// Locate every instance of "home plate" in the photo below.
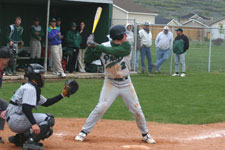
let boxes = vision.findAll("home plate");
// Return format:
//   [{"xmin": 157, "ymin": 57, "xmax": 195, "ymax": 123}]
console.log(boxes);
[{"xmin": 121, "ymin": 145, "xmax": 151, "ymax": 149}]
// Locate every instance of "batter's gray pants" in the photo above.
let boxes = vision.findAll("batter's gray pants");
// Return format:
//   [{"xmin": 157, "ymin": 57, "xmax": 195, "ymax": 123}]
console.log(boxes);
[
  {"xmin": 7, "ymin": 113, "xmax": 49, "ymax": 133},
  {"xmin": 174, "ymin": 53, "xmax": 186, "ymax": 73},
  {"xmin": 82, "ymin": 77, "xmax": 149, "ymax": 135},
  {"xmin": 0, "ymin": 98, "xmax": 8, "ymax": 130}
]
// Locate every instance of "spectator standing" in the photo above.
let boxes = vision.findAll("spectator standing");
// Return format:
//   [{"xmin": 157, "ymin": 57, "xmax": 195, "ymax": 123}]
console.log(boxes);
[
  {"xmin": 139, "ymin": 22, "xmax": 152, "ymax": 73},
  {"xmin": 153, "ymin": 26, "xmax": 173, "ymax": 72},
  {"xmin": 48, "ymin": 18, "xmax": 66, "ymax": 77},
  {"xmin": 126, "ymin": 23, "xmax": 134, "ymax": 70},
  {"xmin": 65, "ymin": 22, "xmax": 82, "ymax": 73},
  {"xmin": 30, "ymin": 17, "xmax": 44, "ymax": 59},
  {"xmin": 172, "ymin": 28, "xmax": 189, "ymax": 77},
  {"xmin": 78, "ymin": 21, "xmax": 89, "ymax": 72},
  {"xmin": 6, "ymin": 16, "xmax": 24, "ymax": 75},
  {"xmin": 49, "ymin": 18, "xmax": 61, "ymax": 71}
]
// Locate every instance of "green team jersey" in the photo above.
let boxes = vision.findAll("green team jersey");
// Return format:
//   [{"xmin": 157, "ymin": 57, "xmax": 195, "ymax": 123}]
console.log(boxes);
[
  {"xmin": 6, "ymin": 24, "xmax": 23, "ymax": 42},
  {"xmin": 31, "ymin": 25, "xmax": 44, "ymax": 41},
  {"xmin": 85, "ymin": 41, "xmax": 131, "ymax": 78},
  {"xmin": 65, "ymin": 29, "xmax": 82, "ymax": 48}
]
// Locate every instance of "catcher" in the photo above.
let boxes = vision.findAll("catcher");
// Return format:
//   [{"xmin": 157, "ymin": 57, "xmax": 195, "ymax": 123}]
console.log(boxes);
[{"xmin": 5, "ymin": 63, "xmax": 78, "ymax": 150}]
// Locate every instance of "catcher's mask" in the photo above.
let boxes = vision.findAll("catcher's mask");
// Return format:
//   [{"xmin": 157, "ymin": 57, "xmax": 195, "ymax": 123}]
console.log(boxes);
[{"xmin": 24, "ymin": 63, "xmax": 45, "ymax": 88}]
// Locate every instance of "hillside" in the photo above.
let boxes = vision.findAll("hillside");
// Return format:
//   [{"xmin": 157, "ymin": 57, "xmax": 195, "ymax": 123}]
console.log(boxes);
[{"xmin": 132, "ymin": 0, "xmax": 225, "ymax": 19}]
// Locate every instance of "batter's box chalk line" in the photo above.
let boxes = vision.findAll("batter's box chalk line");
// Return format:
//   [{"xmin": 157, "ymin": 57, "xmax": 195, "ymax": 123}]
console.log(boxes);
[
  {"xmin": 172, "ymin": 130, "xmax": 225, "ymax": 142},
  {"xmin": 121, "ymin": 145, "xmax": 151, "ymax": 149},
  {"xmin": 54, "ymin": 132, "xmax": 68, "ymax": 137}
]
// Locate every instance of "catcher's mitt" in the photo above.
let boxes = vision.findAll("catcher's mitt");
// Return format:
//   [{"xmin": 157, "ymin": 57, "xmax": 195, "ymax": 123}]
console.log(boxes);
[{"xmin": 65, "ymin": 79, "xmax": 79, "ymax": 97}]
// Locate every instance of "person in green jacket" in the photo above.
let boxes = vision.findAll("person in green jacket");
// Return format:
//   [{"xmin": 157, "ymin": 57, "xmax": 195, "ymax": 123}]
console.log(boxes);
[
  {"xmin": 30, "ymin": 17, "xmax": 44, "ymax": 59},
  {"xmin": 172, "ymin": 28, "xmax": 189, "ymax": 77},
  {"xmin": 65, "ymin": 22, "xmax": 82, "ymax": 73},
  {"xmin": 6, "ymin": 16, "xmax": 24, "ymax": 75}
]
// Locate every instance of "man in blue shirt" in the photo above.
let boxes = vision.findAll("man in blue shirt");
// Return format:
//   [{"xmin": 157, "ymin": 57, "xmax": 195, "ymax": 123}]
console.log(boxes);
[{"xmin": 48, "ymin": 18, "xmax": 66, "ymax": 77}]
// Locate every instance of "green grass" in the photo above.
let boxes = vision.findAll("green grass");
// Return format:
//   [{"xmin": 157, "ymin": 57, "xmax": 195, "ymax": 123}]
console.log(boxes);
[{"xmin": 1, "ymin": 73, "xmax": 225, "ymax": 125}]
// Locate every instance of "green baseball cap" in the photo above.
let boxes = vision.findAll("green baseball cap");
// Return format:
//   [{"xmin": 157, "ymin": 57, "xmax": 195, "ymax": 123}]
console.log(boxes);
[{"xmin": 71, "ymin": 22, "xmax": 77, "ymax": 27}]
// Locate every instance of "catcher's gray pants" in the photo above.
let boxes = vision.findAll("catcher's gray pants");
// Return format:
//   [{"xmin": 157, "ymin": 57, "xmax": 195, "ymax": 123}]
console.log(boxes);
[
  {"xmin": 0, "ymin": 98, "xmax": 8, "ymax": 130},
  {"xmin": 174, "ymin": 53, "xmax": 186, "ymax": 73},
  {"xmin": 82, "ymin": 77, "xmax": 149, "ymax": 134},
  {"xmin": 7, "ymin": 113, "xmax": 49, "ymax": 133}
]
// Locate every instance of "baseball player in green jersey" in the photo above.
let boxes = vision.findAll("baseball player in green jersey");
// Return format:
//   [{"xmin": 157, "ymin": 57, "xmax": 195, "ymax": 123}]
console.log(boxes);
[
  {"xmin": 6, "ymin": 16, "xmax": 24, "ymax": 75},
  {"xmin": 75, "ymin": 25, "xmax": 156, "ymax": 144}
]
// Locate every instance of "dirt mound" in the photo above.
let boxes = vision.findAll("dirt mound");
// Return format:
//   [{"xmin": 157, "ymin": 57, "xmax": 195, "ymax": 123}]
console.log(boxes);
[{"xmin": 1, "ymin": 118, "xmax": 225, "ymax": 150}]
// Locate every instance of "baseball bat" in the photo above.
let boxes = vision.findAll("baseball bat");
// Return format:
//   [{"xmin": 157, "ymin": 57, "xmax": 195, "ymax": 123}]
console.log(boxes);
[{"xmin": 92, "ymin": 7, "xmax": 102, "ymax": 34}]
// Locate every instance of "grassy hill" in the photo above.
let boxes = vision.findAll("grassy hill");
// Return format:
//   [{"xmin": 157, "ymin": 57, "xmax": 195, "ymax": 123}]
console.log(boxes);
[{"xmin": 132, "ymin": 0, "xmax": 225, "ymax": 19}]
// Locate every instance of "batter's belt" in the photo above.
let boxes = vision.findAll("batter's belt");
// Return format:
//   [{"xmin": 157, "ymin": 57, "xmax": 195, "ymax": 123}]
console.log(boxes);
[{"xmin": 108, "ymin": 76, "xmax": 128, "ymax": 81}]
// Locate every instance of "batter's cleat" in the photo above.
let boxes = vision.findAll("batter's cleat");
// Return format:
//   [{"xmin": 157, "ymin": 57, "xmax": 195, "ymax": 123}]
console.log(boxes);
[
  {"xmin": 142, "ymin": 134, "xmax": 156, "ymax": 144},
  {"xmin": 75, "ymin": 132, "xmax": 87, "ymax": 141}
]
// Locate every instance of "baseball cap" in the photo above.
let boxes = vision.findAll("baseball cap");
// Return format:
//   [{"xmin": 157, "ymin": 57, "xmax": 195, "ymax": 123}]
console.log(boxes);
[
  {"xmin": 50, "ymin": 18, "xmax": 56, "ymax": 22},
  {"xmin": 176, "ymin": 28, "xmax": 183, "ymax": 32},
  {"xmin": 164, "ymin": 26, "xmax": 169, "ymax": 30},
  {"xmin": 34, "ymin": 17, "xmax": 39, "ymax": 21},
  {"xmin": 144, "ymin": 22, "xmax": 151, "ymax": 26},
  {"xmin": 71, "ymin": 22, "xmax": 77, "ymax": 27}
]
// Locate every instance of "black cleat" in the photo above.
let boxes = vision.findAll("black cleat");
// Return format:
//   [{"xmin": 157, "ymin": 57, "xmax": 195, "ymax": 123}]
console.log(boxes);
[{"xmin": 8, "ymin": 134, "xmax": 26, "ymax": 147}]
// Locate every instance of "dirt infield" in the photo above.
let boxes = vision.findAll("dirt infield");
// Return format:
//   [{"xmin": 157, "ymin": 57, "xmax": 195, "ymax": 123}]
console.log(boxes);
[{"xmin": 1, "ymin": 118, "xmax": 225, "ymax": 150}]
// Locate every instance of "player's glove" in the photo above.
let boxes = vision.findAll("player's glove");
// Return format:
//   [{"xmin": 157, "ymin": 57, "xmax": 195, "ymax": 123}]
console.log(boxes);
[
  {"xmin": 62, "ymin": 79, "xmax": 79, "ymax": 97},
  {"xmin": 87, "ymin": 34, "xmax": 98, "ymax": 47}
]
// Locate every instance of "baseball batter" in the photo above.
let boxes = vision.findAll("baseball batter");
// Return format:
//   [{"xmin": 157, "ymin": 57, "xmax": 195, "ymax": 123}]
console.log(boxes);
[
  {"xmin": 5, "ymin": 63, "xmax": 75, "ymax": 150},
  {"xmin": 0, "ymin": 47, "xmax": 11, "ymax": 144},
  {"xmin": 75, "ymin": 25, "xmax": 156, "ymax": 144}
]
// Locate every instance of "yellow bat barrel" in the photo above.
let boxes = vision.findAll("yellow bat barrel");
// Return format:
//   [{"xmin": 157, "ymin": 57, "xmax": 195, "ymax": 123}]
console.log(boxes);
[{"xmin": 92, "ymin": 7, "xmax": 102, "ymax": 34}]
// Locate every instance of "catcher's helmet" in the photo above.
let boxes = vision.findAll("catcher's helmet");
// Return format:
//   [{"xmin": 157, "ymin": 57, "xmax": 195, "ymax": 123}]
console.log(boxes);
[
  {"xmin": 109, "ymin": 25, "xmax": 126, "ymax": 41},
  {"xmin": 0, "ymin": 47, "xmax": 10, "ymax": 58},
  {"xmin": 24, "ymin": 63, "xmax": 45, "ymax": 88}
]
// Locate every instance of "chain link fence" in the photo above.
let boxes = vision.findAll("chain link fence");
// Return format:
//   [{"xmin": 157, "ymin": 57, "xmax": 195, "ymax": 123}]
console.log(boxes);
[{"xmin": 112, "ymin": 18, "xmax": 225, "ymax": 73}]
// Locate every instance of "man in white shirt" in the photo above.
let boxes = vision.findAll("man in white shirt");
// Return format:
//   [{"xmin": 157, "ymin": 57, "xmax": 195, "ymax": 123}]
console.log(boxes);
[
  {"xmin": 153, "ymin": 26, "xmax": 173, "ymax": 72},
  {"xmin": 139, "ymin": 22, "xmax": 152, "ymax": 73}
]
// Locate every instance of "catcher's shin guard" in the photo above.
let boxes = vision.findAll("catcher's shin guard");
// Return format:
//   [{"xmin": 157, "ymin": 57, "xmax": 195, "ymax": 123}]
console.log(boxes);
[{"xmin": 31, "ymin": 124, "xmax": 52, "ymax": 142}]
